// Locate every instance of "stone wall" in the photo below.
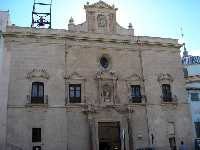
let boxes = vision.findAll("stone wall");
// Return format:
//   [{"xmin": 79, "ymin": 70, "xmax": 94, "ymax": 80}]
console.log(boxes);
[{"xmin": 0, "ymin": 11, "xmax": 10, "ymax": 150}]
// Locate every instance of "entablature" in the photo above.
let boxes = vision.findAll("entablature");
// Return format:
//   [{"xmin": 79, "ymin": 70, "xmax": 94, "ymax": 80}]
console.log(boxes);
[{"xmin": 3, "ymin": 26, "xmax": 181, "ymax": 49}]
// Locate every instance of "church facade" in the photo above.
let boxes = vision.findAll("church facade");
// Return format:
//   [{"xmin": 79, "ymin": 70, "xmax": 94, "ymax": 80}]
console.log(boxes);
[{"xmin": 1, "ymin": 1, "xmax": 193, "ymax": 150}]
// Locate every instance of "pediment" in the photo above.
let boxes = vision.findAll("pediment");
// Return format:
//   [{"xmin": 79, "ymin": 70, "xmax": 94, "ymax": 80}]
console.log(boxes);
[
  {"xmin": 125, "ymin": 74, "xmax": 141, "ymax": 81},
  {"xmin": 157, "ymin": 73, "xmax": 173, "ymax": 83},
  {"xmin": 26, "ymin": 69, "xmax": 49, "ymax": 80},
  {"xmin": 84, "ymin": 1, "xmax": 116, "ymax": 10},
  {"xmin": 65, "ymin": 72, "xmax": 85, "ymax": 80}
]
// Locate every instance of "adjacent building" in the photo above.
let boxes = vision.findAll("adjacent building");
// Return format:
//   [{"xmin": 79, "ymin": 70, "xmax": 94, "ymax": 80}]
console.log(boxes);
[
  {"xmin": 182, "ymin": 50, "xmax": 200, "ymax": 150},
  {"xmin": 0, "ymin": 10, "xmax": 11, "ymax": 150},
  {"xmin": 1, "ymin": 1, "xmax": 193, "ymax": 150}
]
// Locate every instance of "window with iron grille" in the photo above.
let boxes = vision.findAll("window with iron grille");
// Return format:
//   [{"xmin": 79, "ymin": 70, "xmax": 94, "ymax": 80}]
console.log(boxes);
[
  {"xmin": 162, "ymin": 84, "xmax": 172, "ymax": 102},
  {"xmin": 32, "ymin": 128, "xmax": 41, "ymax": 142},
  {"xmin": 69, "ymin": 84, "xmax": 81, "ymax": 103},
  {"xmin": 130, "ymin": 85, "xmax": 141, "ymax": 103},
  {"xmin": 191, "ymin": 93, "xmax": 199, "ymax": 101},
  {"xmin": 31, "ymin": 82, "xmax": 44, "ymax": 104},
  {"xmin": 195, "ymin": 122, "xmax": 200, "ymax": 138}
]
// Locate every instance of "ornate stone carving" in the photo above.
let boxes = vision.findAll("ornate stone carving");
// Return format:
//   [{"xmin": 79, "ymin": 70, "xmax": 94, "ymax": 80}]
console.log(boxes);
[
  {"xmin": 97, "ymin": 14, "xmax": 107, "ymax": 28},
  {"xmin": 96, "ymin": 70, "xmax": 117, "ymax": 80},
  {"xmin": 65, "ymin": 72, "xmax": 85, "ymax": 80},
  {"xmin": 84, "ymin": 0, "xmax": 117, "ymax": 10},
  {"xmin": 114, "ymin": 105, "xmax": 129, "ymax": 113},
  {"xmin": 108, "ymin": 13, "xmax": 115, "ymax": 32},
  {"xmin": 68, "ymin": 17, "xmax": 74, "ymax": 25},
  {"xmin": 102, "ymin": 84, "xmax": 112, "ymax": 102},
  {"xmin": 83, "ymin": 104, "xmax": 97, "ymax": 114},
  {"xmin": 95, "ymin": 70, "xmax": 118, "ymax": 105},
  {"xmin": 157, "ymin": 73, "xmax": 173, "ymax": 83},
  {"xmin": 26, "ymin": 69, "xmax": 49, "ymax": 80},
  {"xmin": 125, "ymin": 73, "xmax": 141, "ymax": 82}
]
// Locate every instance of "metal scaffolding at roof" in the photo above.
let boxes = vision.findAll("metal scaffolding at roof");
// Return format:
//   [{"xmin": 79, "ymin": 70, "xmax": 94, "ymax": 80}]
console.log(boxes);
[{"xmin": 31, "ymin": 0, "xmax": 52, "ymax": 28}]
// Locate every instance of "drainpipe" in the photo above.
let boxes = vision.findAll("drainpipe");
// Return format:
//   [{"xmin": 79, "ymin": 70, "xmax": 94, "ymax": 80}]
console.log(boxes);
[
  {"xmin": 137, "ymin": 37, "xmax": 151, "ymax": 146},
  {"xmin": 64, "ymin": 39, "xmax": 69, "ymax": 150}
]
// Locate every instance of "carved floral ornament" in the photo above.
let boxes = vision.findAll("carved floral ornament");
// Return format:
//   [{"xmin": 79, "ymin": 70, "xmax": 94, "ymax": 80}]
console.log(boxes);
[
  {"xmin": 84, "ymin": 0, "xmax": 117, "ymax": 10},
  {"xmin": 157, "ymin": 73, "xmax": 173, "ymax": 83},
  {"xmin": 125, "ymin": 74, "xmax": 141, "ymax": 82},
  {"xmin": 96, "ymin": 71, "xmax": 117, "ymax": 80},
  {"xmin": 26, "ymin": 69, "xmax": 49, "ymax": 80},
  {"xmin": 65, "ymin": 72, "xmax": 85, "ymax": 80}
]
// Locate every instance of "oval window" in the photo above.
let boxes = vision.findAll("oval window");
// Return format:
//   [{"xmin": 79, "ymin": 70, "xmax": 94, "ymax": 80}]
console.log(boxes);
[{"xmin": 100, "ymin": 57, "xmax": 109, "ymax": 69}]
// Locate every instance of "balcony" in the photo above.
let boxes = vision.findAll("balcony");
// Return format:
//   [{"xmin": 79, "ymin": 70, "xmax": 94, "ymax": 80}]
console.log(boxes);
[
  {"xmin": 162, "ymin": 92, "xmax": 172, "ymax": 102},
  {"xmin": 129, "ymin": 96, "xmax": 142, "ymax": 103},
  {"xmin": 161, "ymin": 93, "xmax": 177, "ymax": 105},
  {"xmin": 26, "ymin": 95, "xmax": 48, "ymax": 106}
]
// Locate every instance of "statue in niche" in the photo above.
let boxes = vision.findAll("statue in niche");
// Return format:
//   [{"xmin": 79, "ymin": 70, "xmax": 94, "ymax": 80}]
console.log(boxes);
[
  {"xmin": 97, "ymin": 14, "xmax": 107, "ymax": 28},
  {"xmin": 102, "ymin": 84, "xmax": 112, "ymax": 102}
]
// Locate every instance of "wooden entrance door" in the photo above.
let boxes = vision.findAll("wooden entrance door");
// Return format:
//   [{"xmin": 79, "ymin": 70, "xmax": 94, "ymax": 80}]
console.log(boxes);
[{"xmin": 98, "ymin": 122, "xmax": 121, "ymax": 150}]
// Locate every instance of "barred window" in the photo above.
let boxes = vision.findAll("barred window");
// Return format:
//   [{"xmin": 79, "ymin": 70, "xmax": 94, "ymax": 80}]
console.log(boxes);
[
  {"xmin": 69, "ymin": 84, "xmax": 81, "ymax": 103},
  {"xmin": 130, "ymin": 85, "xmax": 141, "ymax": 103},
  {"xmin": 162, "ymin": 84, "xmax": 172, "ymax": 102},
  {"xmin": 31, "ymin": 82, "xmax": 44, "ymax": 104}
]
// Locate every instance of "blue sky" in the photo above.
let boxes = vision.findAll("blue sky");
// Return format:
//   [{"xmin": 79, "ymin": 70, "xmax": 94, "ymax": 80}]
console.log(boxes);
[{"xmin": 1, "ymin": 0, "xmax": 200, "ymax": 55}]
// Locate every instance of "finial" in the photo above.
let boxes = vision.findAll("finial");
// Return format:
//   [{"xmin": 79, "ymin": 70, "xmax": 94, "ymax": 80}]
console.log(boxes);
[
  {"xmin": 69, "ymin": 17, "xmax": 74, "ymax": 24},
  {"xmin": 183, "ymin": 43, "xmax": 188, "ymax": 57},
  {"xmin": 128, "ymin": 23, "xmax": 133, "ymax": 29},
  {"xmin": 180, "ymin": 27, "xmax": 189, "ymax": 57},
  {"xmin": 181, "ymin": 27, "xmax": 184, "ymax": 39}
]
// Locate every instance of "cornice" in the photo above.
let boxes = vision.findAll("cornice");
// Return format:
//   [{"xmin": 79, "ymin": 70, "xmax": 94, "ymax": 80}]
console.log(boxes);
[{"xmin": 3, "ymin": 26, "xmax": 181, "ymax": 48}]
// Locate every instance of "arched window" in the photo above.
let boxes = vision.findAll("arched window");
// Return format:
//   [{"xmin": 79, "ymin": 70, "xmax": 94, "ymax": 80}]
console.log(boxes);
[{"xmin": 31, "ymin": 82, "xmax": 44, "ymax": 104}]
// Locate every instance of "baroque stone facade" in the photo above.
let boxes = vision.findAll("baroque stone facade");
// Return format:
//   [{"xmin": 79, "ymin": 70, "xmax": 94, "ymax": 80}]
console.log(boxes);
[{"xmin": 1, "ymin": 1, "xmax": 193, "ymax": 150}]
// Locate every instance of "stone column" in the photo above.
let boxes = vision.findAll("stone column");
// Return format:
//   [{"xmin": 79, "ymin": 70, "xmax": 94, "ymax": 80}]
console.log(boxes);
[
  {"xmin": 121, "ymin": 114, "xmax": 130, "ymax": 150},
  {"xmin": 87, "ymin": 113, "xmax": 97, "ymax": 150},
  {"xmin": 127, "ymin": 115, "xmax": 134, "ymax": 150}
]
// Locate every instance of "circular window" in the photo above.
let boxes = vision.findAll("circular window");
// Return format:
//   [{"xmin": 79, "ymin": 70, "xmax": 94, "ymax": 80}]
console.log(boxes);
[{"xmin": 100, "ymin": 56, "xmax": 109, "ymax": 69}]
